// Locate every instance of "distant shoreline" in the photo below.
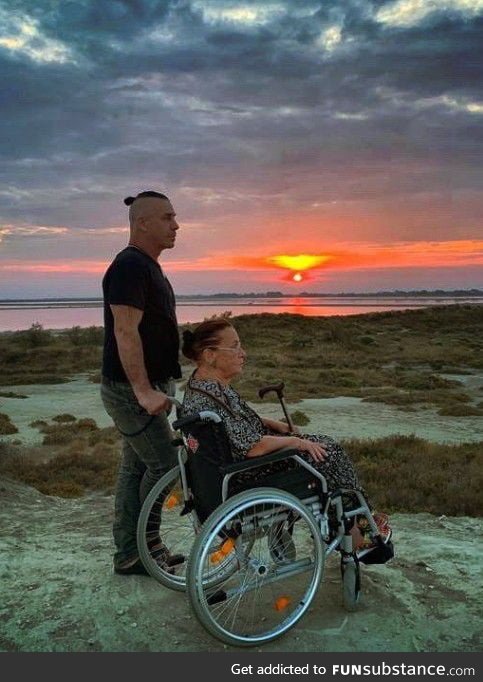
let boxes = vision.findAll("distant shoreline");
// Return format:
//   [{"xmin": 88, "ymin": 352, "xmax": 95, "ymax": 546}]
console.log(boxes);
[
  {"xmin": 1, "ymin": 288, "xmax": 482, "ymax": 303},
  {"xmin": 1, "ymin": 297, "xmax": 482, "ymax": 333}
]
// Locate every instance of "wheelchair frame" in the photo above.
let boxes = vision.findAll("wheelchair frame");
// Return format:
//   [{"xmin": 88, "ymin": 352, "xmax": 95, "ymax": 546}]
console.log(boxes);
[{"xmin": 137, "ymin": 404, "xmax": 393, "ymax": 647}]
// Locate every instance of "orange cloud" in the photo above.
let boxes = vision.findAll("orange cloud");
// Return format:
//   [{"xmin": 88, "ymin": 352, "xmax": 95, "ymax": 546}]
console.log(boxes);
[
  {"xmin": 0, "ymin": 260, "xmax": 109, "ymax": 273},
  {"xmin": 267, "ymin": 254, "xmax": 333, "ymax": 271},
  {"xmin": 1, "ymin": 240, "xmax": 482, "ymax": 275}
]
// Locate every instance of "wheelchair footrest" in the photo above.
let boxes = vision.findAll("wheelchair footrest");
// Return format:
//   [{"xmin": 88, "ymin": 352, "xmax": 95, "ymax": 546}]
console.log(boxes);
[{"xmin": 358, "ymin": 537, "xmax": 394, "ymax": 565}]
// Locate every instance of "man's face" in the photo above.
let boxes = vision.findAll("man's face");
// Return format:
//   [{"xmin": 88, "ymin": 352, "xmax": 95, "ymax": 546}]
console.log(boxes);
[{"xmin": 141, "ymin": 198, "xmax": 179, "ymax": 250}]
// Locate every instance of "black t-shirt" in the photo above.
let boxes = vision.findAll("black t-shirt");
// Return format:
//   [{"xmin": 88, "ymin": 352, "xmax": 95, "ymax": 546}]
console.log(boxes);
[{"xmin": 102, "ymin": 246, "xmax": 181, "ymax": 383}]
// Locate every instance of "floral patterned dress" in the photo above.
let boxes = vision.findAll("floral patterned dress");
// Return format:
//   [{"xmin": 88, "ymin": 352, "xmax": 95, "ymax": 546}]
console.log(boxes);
[{"xmin": 182, "ymin": 374, "xmax": 364, "ymax": 496}]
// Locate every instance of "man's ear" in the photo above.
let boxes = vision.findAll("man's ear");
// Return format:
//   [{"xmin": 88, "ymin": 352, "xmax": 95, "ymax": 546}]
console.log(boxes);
[{"xmin": 137, "ymin": 216, "xmax": 148, "ymax": 232}]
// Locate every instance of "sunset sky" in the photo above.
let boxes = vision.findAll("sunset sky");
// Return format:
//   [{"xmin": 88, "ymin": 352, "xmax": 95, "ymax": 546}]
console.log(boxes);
[{"xmin": 0, "ymin": 0, "xmax": 482, "ymax": 297}]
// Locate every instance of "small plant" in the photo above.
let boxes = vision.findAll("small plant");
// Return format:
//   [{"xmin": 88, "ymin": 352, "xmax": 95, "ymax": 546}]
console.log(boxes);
[
  {"xmin": 0, "ymin": 413, "xmax": 18, "ymax": 435},
  {"xmin": 52, "ymin": 414, "xmax": 76, "ymax": 423},
  {"xmin": 281, "ymin": 411, "xmax": 310, "ymax": 426},
  {"xmin": 0, "ymin": 391, "xmax": 28, "ymax": 399},
  {"xmin": 289, "ymin": 410, "xmax": 310, "ymax": 426},
  {"xmin": 438, "ymin": 404, "xmax": 483, "ymax": 417}
]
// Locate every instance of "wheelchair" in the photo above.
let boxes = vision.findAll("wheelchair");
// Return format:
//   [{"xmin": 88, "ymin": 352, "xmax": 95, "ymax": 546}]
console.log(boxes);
[{"xmin": 137, "ymin": 396, "xmax": 393, "ymax": 647}]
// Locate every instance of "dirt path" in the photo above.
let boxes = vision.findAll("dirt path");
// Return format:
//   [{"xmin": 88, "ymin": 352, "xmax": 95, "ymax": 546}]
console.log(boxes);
[{"xmin": 0, "ymin": 478, "xmax": 481, "ymax": 652}]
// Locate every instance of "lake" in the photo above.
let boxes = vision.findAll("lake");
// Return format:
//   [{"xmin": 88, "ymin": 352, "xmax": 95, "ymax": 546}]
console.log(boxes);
[{"xmin": 1, "ymin": 295, "xmax": 481, "ymax": 331}]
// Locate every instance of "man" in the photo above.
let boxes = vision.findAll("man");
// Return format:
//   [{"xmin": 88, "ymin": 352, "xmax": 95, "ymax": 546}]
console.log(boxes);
[{"xmin": 101, "ymin": 190, "xmax": 182, "ymax": 575}]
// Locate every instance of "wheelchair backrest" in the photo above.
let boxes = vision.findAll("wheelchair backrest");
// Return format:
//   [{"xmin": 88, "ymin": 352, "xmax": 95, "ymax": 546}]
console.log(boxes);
[{"xmin": 180, "ymin": 419, "xmax": 233, "ymax": 522}]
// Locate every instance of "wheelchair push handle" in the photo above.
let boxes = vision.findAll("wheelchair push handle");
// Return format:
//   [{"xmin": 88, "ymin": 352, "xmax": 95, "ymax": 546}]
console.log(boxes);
[
  {"xmin": 258, "ymin": 381, "xmax": 294, "ymax": 432},
  {"xmin": 173, "ymin": 410, "xmax": 222, "ymax": 431},
  {"xmin": 258, "ymin": 382, "xmax": 285, "ymax": 400}
]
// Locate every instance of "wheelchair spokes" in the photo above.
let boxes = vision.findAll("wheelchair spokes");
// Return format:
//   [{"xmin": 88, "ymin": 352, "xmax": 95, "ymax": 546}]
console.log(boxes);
[
  {"xmin": 187, "ymin": 489, "xmax": 324, "ymax": 646},
  {"xmin": 137, "ymin": 466, "xmax": 198, "ymax": 591}
]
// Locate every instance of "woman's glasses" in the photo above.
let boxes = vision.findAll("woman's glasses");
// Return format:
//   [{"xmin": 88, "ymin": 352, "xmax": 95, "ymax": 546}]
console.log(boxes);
[{"xmin": 209, "ymin": 345, "xmax": 244, "ymax": 354}]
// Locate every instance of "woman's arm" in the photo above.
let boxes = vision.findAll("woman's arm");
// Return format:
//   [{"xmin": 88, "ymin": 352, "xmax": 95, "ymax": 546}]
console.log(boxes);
[
  {"xmin": 247, "ymin": 435, "xmax": 326, "ymax": 463},
  {"xmin": 261, "ymin": 417, "xmax": 300, "ymax": 435}
]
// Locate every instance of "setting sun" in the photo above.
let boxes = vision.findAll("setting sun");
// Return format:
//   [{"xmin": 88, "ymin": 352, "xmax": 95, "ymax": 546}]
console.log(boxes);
[
  {"xmin": 293, "ymin": 272, "xmax": 303, "ymax": 282},
  {"xmin": 268, "ymin": 254, "xmax": 332, "ymax": 272}
]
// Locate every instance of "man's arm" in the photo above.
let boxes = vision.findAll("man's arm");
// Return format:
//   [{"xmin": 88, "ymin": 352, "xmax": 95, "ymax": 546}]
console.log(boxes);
[{"xmin": 111, "ymin": 304, "xmax": 171, "ymax": 415}]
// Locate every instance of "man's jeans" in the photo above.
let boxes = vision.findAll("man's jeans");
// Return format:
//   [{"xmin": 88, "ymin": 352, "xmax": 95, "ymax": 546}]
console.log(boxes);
[{"xmin": 100, "ymin": 377, "xmax": 178, "ymax": 566}]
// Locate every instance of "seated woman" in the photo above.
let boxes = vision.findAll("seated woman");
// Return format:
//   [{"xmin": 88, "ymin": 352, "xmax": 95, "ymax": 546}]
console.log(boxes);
[{"xmin": 181, "ymin": 318, "xmax": 386, "ymax": 548}]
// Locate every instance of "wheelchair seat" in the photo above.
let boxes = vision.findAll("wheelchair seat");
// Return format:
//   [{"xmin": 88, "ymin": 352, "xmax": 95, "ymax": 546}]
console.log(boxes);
[{"xmin": 174, "ymin": 414, "xmax": 324, "ymax": 523}]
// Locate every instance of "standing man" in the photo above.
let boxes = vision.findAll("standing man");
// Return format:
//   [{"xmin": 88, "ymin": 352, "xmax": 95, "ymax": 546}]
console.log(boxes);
[{"xmin": 101, "ymin": 190, "xmax": 181, "ymax": 575}]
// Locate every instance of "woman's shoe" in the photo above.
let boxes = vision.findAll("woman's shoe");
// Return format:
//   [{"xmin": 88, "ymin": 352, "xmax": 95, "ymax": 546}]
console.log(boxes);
[{"xmin": 356, "ymin": 512, "xmax": 391, "ymax": 549}]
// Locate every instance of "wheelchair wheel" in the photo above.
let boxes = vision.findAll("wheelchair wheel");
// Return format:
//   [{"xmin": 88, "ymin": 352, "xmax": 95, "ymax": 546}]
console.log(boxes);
[
  {"xmin": 137, "ymin": 465, "xmax": 199, "ymax": 591},
  {"xmin": 341, "ymin": 556, "xmax": 361, "ymax": 611},
  {"xmin": 187, "ymin": 488, "xmax": 324, "ymax": 647}
]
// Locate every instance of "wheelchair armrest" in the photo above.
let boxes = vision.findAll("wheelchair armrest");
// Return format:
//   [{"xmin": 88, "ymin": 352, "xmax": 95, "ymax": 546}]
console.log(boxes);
[
  {"xmin": 173, "ymin": 410, "xmax": 222, "ymax": 430},
  {"xmin": 220, "ymin": 447, "xmax": 299, "ymax": 475}
]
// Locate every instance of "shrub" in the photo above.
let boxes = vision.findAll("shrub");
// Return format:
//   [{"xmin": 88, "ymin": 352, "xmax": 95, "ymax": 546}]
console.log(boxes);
[
  {"xmin": 281, "ymin": 410, "xmax": 310, "ymax": 427},
  {"xmin": 438, "ymin": 404, "xmax": 483, "ymax": 417},
  {"xmin": 0, "ymin": 413, "xmax": 18, "ymax": 435},
  {"xmin": 52, "ymin": 414, "xmax": 76, "ymax": 423},
  {"xmin": 344, "ymin": 435, "xmax": 482, "ymax": 516}
]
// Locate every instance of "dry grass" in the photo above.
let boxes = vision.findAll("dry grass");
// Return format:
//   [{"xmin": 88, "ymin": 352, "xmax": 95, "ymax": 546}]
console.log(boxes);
[
  {"xmin": 0, "ymin": 420, "xmax": 120, "ymax": 498},
  {"xmin": 0, "ymin": 412, "xmax": 18, "ymax": 435},
  {"xmin": 227, "ymin": 305, "xmax": 483, "ymax": 411},
  {"xmin": 1, "ymin": 428, "xmax": 481, "ymax": 516},
  {"xmin": 344, "ymin": 435, "xmax": 482, "ymax": 517},
  {"xmin": 1, "ymin": 306, "xmax": 482, "ymax": 413}
]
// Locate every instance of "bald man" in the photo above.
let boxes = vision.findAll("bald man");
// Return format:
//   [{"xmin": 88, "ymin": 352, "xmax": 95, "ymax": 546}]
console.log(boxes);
[{"xmin": 101, "ymin": 190, "xmax": 182, "ymax": 575}]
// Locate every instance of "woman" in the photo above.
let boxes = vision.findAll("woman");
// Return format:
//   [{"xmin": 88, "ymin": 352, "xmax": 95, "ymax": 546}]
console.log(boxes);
[{"xmin": 181, "ymin": 318, "xmax": 366, "ymax": 505}]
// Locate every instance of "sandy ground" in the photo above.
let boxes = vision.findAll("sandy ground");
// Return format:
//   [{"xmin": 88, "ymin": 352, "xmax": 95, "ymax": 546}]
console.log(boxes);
[
  {"xmin": 2, "ymin": 372, "xmax": 483, "ymax": 445},
  {"xmin": 1, "ymin": 373, "xmax": 482, "ymax": 652},
  {"xmin": 0, "ymin": 477, "xmax": 481, "ymax": 653}
]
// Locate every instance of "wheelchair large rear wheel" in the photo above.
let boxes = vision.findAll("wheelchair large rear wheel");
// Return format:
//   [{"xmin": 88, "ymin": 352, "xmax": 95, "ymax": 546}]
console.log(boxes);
[
  {"xmin": 187, "ymin": 488, "xmax": 324, "ymax": 647},
  {"xmin": 137, "ymin": 465, "xmax": 198, "ymax": 591}
]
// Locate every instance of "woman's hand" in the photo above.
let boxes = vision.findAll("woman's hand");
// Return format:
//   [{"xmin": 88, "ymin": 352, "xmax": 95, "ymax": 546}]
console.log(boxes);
[{"xmin": 292, "ymin": 437, "xmax": 327, "ymax": 463}]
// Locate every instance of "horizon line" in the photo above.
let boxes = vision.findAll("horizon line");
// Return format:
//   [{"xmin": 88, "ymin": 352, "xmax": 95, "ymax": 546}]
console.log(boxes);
[{"xmin": 1, "ymin": 288, "xmax": 483, "ymax": 303}]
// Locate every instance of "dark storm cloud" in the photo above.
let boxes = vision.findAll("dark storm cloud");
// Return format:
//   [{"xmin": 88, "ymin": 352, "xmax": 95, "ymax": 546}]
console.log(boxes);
[{"xmin": 0, "ymin": 0, "xmax": 482, "ymax": 237}]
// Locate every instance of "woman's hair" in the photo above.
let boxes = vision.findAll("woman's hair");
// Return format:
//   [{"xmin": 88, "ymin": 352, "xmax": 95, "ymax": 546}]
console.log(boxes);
[{"xmin": 182, "ymin": 318, "xmax": 234, "ymax": 362}]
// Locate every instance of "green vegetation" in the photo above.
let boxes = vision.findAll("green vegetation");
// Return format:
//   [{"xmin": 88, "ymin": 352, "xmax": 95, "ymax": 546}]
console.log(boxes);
[
  {"xmin": 284, "ymin": 410, "xmax": 310, "ymax": 426},
  {"xmin": 0, "ymin": 412, "xmax": 18, "ymax": 435},
  {"xmin": 0, "ymin": 391, "xmax": 28, "ymax": 399},
  {"xmin": 0, "ymin": 324, "xmax": 103, "ymax": 385},
  {"xmin": 1, "ymin": 305, "xmax": 482, "ymax": 414},
  {"xmin": 31, "ymin": 416, "xmax": 99, "ymax": 445},
  {"xmin": 344, "ymin": 435, "xmax": 482, "ymax": 517},
  {"xmin": 226, "ymin": 305, "xmax": 483, "ymax": 412},
  {"xmin": 1, "ymin": 430, "xmax": 481, "ymax": 516},
  {"xmin": 51, "ymin": 413, "xmax": 76, "ymax": 423},
  {"xmin": 0, "ymin": 418, "xmax": 119, "ymax": 497},
  {"xmin": 438, "ymin": 404, "xmax": 483, "ymax": 417}
]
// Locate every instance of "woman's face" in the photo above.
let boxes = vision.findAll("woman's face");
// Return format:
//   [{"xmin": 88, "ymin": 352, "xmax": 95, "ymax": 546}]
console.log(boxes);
[{"xmin": 207, "ymin": 326, "xmax": 246, "ymax": 380}]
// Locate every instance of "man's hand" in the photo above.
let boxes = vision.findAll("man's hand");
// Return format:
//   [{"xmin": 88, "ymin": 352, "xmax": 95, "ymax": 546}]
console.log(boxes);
[{"xmin": 136, "ymin": 388, "xmax": 172, "ymax": 415}]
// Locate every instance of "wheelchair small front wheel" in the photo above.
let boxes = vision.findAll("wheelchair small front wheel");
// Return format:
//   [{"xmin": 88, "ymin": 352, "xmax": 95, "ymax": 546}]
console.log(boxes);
[
  {"xmin": 137, "ymin": 465, "xmax": 199, "ymax": 591},
  {"xmin": 187, "ymin": 488, "xmax": 324, "ymax": 647},
  {"xmin": 341, "ymin": 556, "xmax": 361, "ymax": 611}
]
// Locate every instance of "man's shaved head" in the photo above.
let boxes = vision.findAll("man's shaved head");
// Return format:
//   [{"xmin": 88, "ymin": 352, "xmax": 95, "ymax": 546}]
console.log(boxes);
[
  {"xmin": 124, "ymin": 191, "xmax": 171, "ymax": 231},
  {"xmin": 124, "ymin": 190, "xmax": 179, "ymax": 255}
]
